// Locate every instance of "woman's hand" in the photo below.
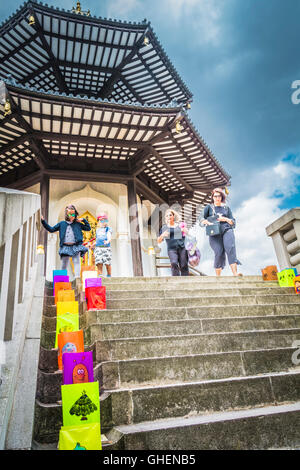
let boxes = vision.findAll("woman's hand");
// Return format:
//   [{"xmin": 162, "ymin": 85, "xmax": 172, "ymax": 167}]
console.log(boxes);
[
  {"xmin": 218, "ymin": 216, "xmax": 233, "ymax": 225},
  {"xmin": 157, "ymin": 230, "xmax": 169, "ymax": 244},
  {"xmin": 201, "ymin": 219, "xmax": 213, "ymax": 226}
]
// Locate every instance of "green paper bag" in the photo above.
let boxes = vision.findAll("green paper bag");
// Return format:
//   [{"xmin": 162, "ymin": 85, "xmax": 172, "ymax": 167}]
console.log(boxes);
[
  {"xmin": 55, "ymin": 313, "xmax": 79, "ymax": 348},
  {"xmin": 277, "ymin": 268, "xmax": 296, "ymax": 287},
  {"xmin": 58, "ymin": 423, "xmax": 102, "ymax": 450},
  {"xmin": 61, "ymin": 382, "xmax": 100, "ymax": 427}
]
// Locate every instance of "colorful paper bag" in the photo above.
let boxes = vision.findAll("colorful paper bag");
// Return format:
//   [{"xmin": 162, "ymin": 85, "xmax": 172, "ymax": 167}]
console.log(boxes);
[
  {"xmin": 53, "ymin": 269, "xmax": 68, "ymax": 284},
  {"xmin": 58, "ymin": 423, "xmax": 102, "ymax": 450},
  {"xmin": 294, "ymin": 275, "xmax": 300, "ymax": 294},
  {"xmin": 261, "ymin": 265, "xmax": 278, "ymax": 281},
  {"xmin": 54, "ymin": 282, "xmax": 72, "ymax": 304},
  {"xmin": 57, "ymin": 301, "xmax": 79, "ymax": 316},
  {"xmin": 86, "ymin": 286, "xmax": 106, "ymax": 310},
  {"xmin": 57, "ymin": 289, "xmax": 75, "ymax": 303},
  {"xmin": 85, "ymin": 277, "xmax": 102, "ymax": 289},
  {"xmin": 82, "ymin": 271, "xmax": 98, "ymax": 292},
  {"xmin": 57, "ymin": 330, "xmax": 84, "ymax": 370},
  {"xmin": 277, "ymin": 268, "xmax": 296, "ymax": 287},
  {"xmin": 61, "ymin": 382, "xmax": 100, "ymax": 427},
  {"xmin": 81, "ymin": 266, "xmax": 97, "ymax": 281},
  {"xmin": 62, "ymin": 351, "xmax": 94, "ymax": 385},
  {"xmin": 55, "ymin": 312, "xmax": 79, "ymax": 348},
  {"xmin": 53, "ymin": 275, "xmax": 69, "ymax": 295},
  {"xmin": 85, "ymin": 278, "xmax": 102, "ymax": 298}
]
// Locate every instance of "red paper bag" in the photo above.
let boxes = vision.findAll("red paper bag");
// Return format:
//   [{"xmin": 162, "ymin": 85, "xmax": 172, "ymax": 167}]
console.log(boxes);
[{"xmin": 86, "ymin": 286, "xmax": 106, "ymax": 310}]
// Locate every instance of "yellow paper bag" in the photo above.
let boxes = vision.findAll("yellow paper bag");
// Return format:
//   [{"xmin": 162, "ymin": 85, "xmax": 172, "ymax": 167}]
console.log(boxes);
[
  {"xmin": 57, "ymin": 290, "xmax": 75, "ymax": 303},
  {"xmin": 57, "ymin": 301, "xmax": 79, "ymax": 316},
  {"xmin": 58, "ymin": 423, "xmax": 102, "ymax": 450},
  {"xmin": 61, "ymin": 382, "xmax": 100, "ymax": 427},
  {"xmin": 55, "ymin": 313, "xmax": 79, "ymax": 348}
]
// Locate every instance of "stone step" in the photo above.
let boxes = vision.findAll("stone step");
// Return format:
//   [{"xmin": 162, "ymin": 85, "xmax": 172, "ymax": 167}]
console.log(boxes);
[
  {"xmin": 39, "ymin": 313, "xmax": 300, "ymax": 350},
  {"xmin": 44, "ymin": 279, "xmax": 278, "ymax": 296},
  {"xmin": 107, "ymin": 371, "xmax": 300, "ymax": 426},
  {"xmin": 105, "ymin": 294, "xmax": 300, "ymax": 310},
  {"xmin": 96, "ymin": 328, "xmax": 300, "ymax": 362},
  {"xmin": 89, "ymin": 314, "xmax": 300, "ymax": 341},
  {"xmin": 36, "ymin": 345, "xmax": 299, "ymax": 397},
  {"xmin": 100, "ymin": 346, "xmax": 299, "ymax": 389},
  {"xmin": 43, "ymin": 293, "xmax": 299, "ymax": 318},
  {"xmin": 42, "ymin": 284, "xmax": 289, "ymax": 307},
  {"xmin": 102, "ymin": 282, "xmax": 280, "ymax": 292},
  {"xmin": 33, "ymin": 370, "xmax": 300, "ymax": 445},
  {"xmin": 87, "ymin": 303, "xmax": 300, "ymax": 324},
  {"xmin": 107, "ymin": 401, "xmax": 300, "ymax": 450},
  {"xmin": 105, "ymin": 286, "xmax": 292, "ymax": 300},
  {"xmin": 101, "ymin": 275, "xmax": 265, "ymax": 283}
]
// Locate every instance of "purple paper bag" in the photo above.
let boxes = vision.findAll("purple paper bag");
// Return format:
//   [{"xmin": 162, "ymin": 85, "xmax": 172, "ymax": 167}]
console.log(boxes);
[
  {"xmin": 85, "ymin": 277, "xmax": 102, "ymax": 298},
  {"xmin": 62, "ymin": 351, "xmax": 94, "ymax": 385},
  {"xmin": 53, "ymin": 275, "xmax": 69, "ymax": 295},
  {"xmin": 85, "ymin": 277, "xmax": 102, "ymax": 289}
]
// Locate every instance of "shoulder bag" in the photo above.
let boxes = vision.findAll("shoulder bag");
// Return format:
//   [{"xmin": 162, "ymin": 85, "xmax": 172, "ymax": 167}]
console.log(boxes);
[{"xmin": 205, "ymin": 205, "xmax": 221, "ymax": 236}]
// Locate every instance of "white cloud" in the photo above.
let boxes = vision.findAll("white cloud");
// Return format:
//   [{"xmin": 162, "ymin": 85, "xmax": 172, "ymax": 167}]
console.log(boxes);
[
  {"xmin": 194, "ymin": 155, "xmax": 299, "ymax": 276},
  {"xmin": 162, "ymin": 0, "xmax": 226, "ymax": 45},
  {"xmin": 106, "ymin": 0, "xmax": 141, "ymax": 18}
]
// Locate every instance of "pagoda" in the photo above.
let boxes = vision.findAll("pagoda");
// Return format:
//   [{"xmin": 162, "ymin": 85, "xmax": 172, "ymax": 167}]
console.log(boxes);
[{"xmin": 0, "ymin": 1, "xmax": 230, "ymax": 277}]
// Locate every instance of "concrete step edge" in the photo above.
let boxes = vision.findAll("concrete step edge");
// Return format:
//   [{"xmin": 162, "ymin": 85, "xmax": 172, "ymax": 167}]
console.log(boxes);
[
  {"xmin": 112, "ymin": 401, "xmax": 300, "ymax": 434},
  {"xmin": 96, "ymin": 327, "xmax": 300, "ymax": 343},
  {"xmin": 91, "ymin": 313, "xmax": 300, "ymax": 327},
  {"xmin": 104, "ymin": 369, "xmax": 300, "ymax": 394}
]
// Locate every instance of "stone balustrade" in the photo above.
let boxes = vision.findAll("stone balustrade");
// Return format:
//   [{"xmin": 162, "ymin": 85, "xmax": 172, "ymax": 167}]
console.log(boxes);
[
  {"xmin": 0, "ymin": 188, "xmax": 40, "ymax": 347},
  {"xmin": 266, "ymin": 208, "xmax": 300, "ymax": 272}
]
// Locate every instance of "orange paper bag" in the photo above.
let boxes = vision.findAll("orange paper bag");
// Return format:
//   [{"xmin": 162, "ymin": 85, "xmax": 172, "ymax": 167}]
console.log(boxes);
[
  {"xmin": 57, "ymin": 330, "xmax": 84, "ymax": 370},
  {"xmin": 261, "ymin": 265, "xmax": 278, "ymax": 281},
  {"xmin": 55, "ymin": 282, "xmax": 72, "ymax": 304},
  {"xmin": 57, "ymin": 290, "xmax": 75, "ymax": 303}
]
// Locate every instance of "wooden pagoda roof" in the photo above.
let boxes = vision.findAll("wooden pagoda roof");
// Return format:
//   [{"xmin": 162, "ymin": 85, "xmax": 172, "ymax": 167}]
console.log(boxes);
[
  {"xmin": 0, "ymin": 1, "xmax": 192, "ymax": 107},
  {"xmin": 0, "ymin": 79, "xmax": 230, "ymax": 223}
]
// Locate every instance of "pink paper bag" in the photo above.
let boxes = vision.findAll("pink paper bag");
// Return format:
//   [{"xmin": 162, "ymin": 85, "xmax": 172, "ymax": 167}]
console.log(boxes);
[
  {"xmin": 62, "ymin": 351, "xmax": 94, "ymax": 385},
  {"xmin": 53, "ymin": 275, "xmax": 70, "ymax": 295}
]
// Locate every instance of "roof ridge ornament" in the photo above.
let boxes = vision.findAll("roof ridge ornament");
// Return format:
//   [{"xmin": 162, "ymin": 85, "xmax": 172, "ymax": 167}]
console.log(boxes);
[{"xmin": 71, "ymin": 1, "xmax": 90, "ymax": 16}]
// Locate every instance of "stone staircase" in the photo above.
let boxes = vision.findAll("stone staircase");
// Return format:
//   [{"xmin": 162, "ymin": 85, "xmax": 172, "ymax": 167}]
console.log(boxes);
[{"xmin": 33, "ymin": 275, "xmax": 300, "ymax": 450}]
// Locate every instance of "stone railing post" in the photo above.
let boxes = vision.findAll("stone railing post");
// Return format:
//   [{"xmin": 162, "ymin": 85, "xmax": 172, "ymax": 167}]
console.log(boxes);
[
  {"xmin": 266, "ymin": 208, "xmax": 300, "ymax": 272},
  {"xmin": 0, "ymin": 188, "xmax": 41, "ymax": 350}
]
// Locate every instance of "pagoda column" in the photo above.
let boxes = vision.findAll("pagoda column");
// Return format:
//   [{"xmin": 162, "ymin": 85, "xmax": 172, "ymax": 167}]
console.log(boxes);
[
  {"xmin": 39, "ymin": 174, "xmax": 49, "ymax": 276},
  {"xmin": 127, "ymin": 179, "xmax": 143, "ymax": 277}
]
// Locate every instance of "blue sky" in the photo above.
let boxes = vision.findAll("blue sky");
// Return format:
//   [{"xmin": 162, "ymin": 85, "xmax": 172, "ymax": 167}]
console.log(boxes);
[{"xmin": 1, "ymin": 0, "xmax": 300, "ymax": 273}]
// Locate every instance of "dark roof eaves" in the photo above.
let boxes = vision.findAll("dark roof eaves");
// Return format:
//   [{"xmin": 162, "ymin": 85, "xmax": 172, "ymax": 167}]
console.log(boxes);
[{"xmin": 1, "ymin": 75, "xmax": 182, "ymax": 113}]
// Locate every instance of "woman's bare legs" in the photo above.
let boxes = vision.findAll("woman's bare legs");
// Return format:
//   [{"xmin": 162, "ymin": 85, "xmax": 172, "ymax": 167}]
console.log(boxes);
[
  {"xmin": 97, "ymin": 263, "xmax": 103, "ymax": 277},
  {"xmin": 106, "ymin": 264, "xmax": 112, "ymax": 276}
]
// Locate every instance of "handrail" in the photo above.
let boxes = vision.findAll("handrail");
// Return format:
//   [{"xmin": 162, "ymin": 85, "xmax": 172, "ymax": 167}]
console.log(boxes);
[{"xmin": 155, "ymin": 255, "xmax": 206, "ymax": 276}]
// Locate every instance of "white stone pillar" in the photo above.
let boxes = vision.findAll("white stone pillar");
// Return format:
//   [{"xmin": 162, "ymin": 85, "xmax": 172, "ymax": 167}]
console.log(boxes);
[{"xmin": 116, "ymin": 194, "xmax": 132, "ymax": 277}]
